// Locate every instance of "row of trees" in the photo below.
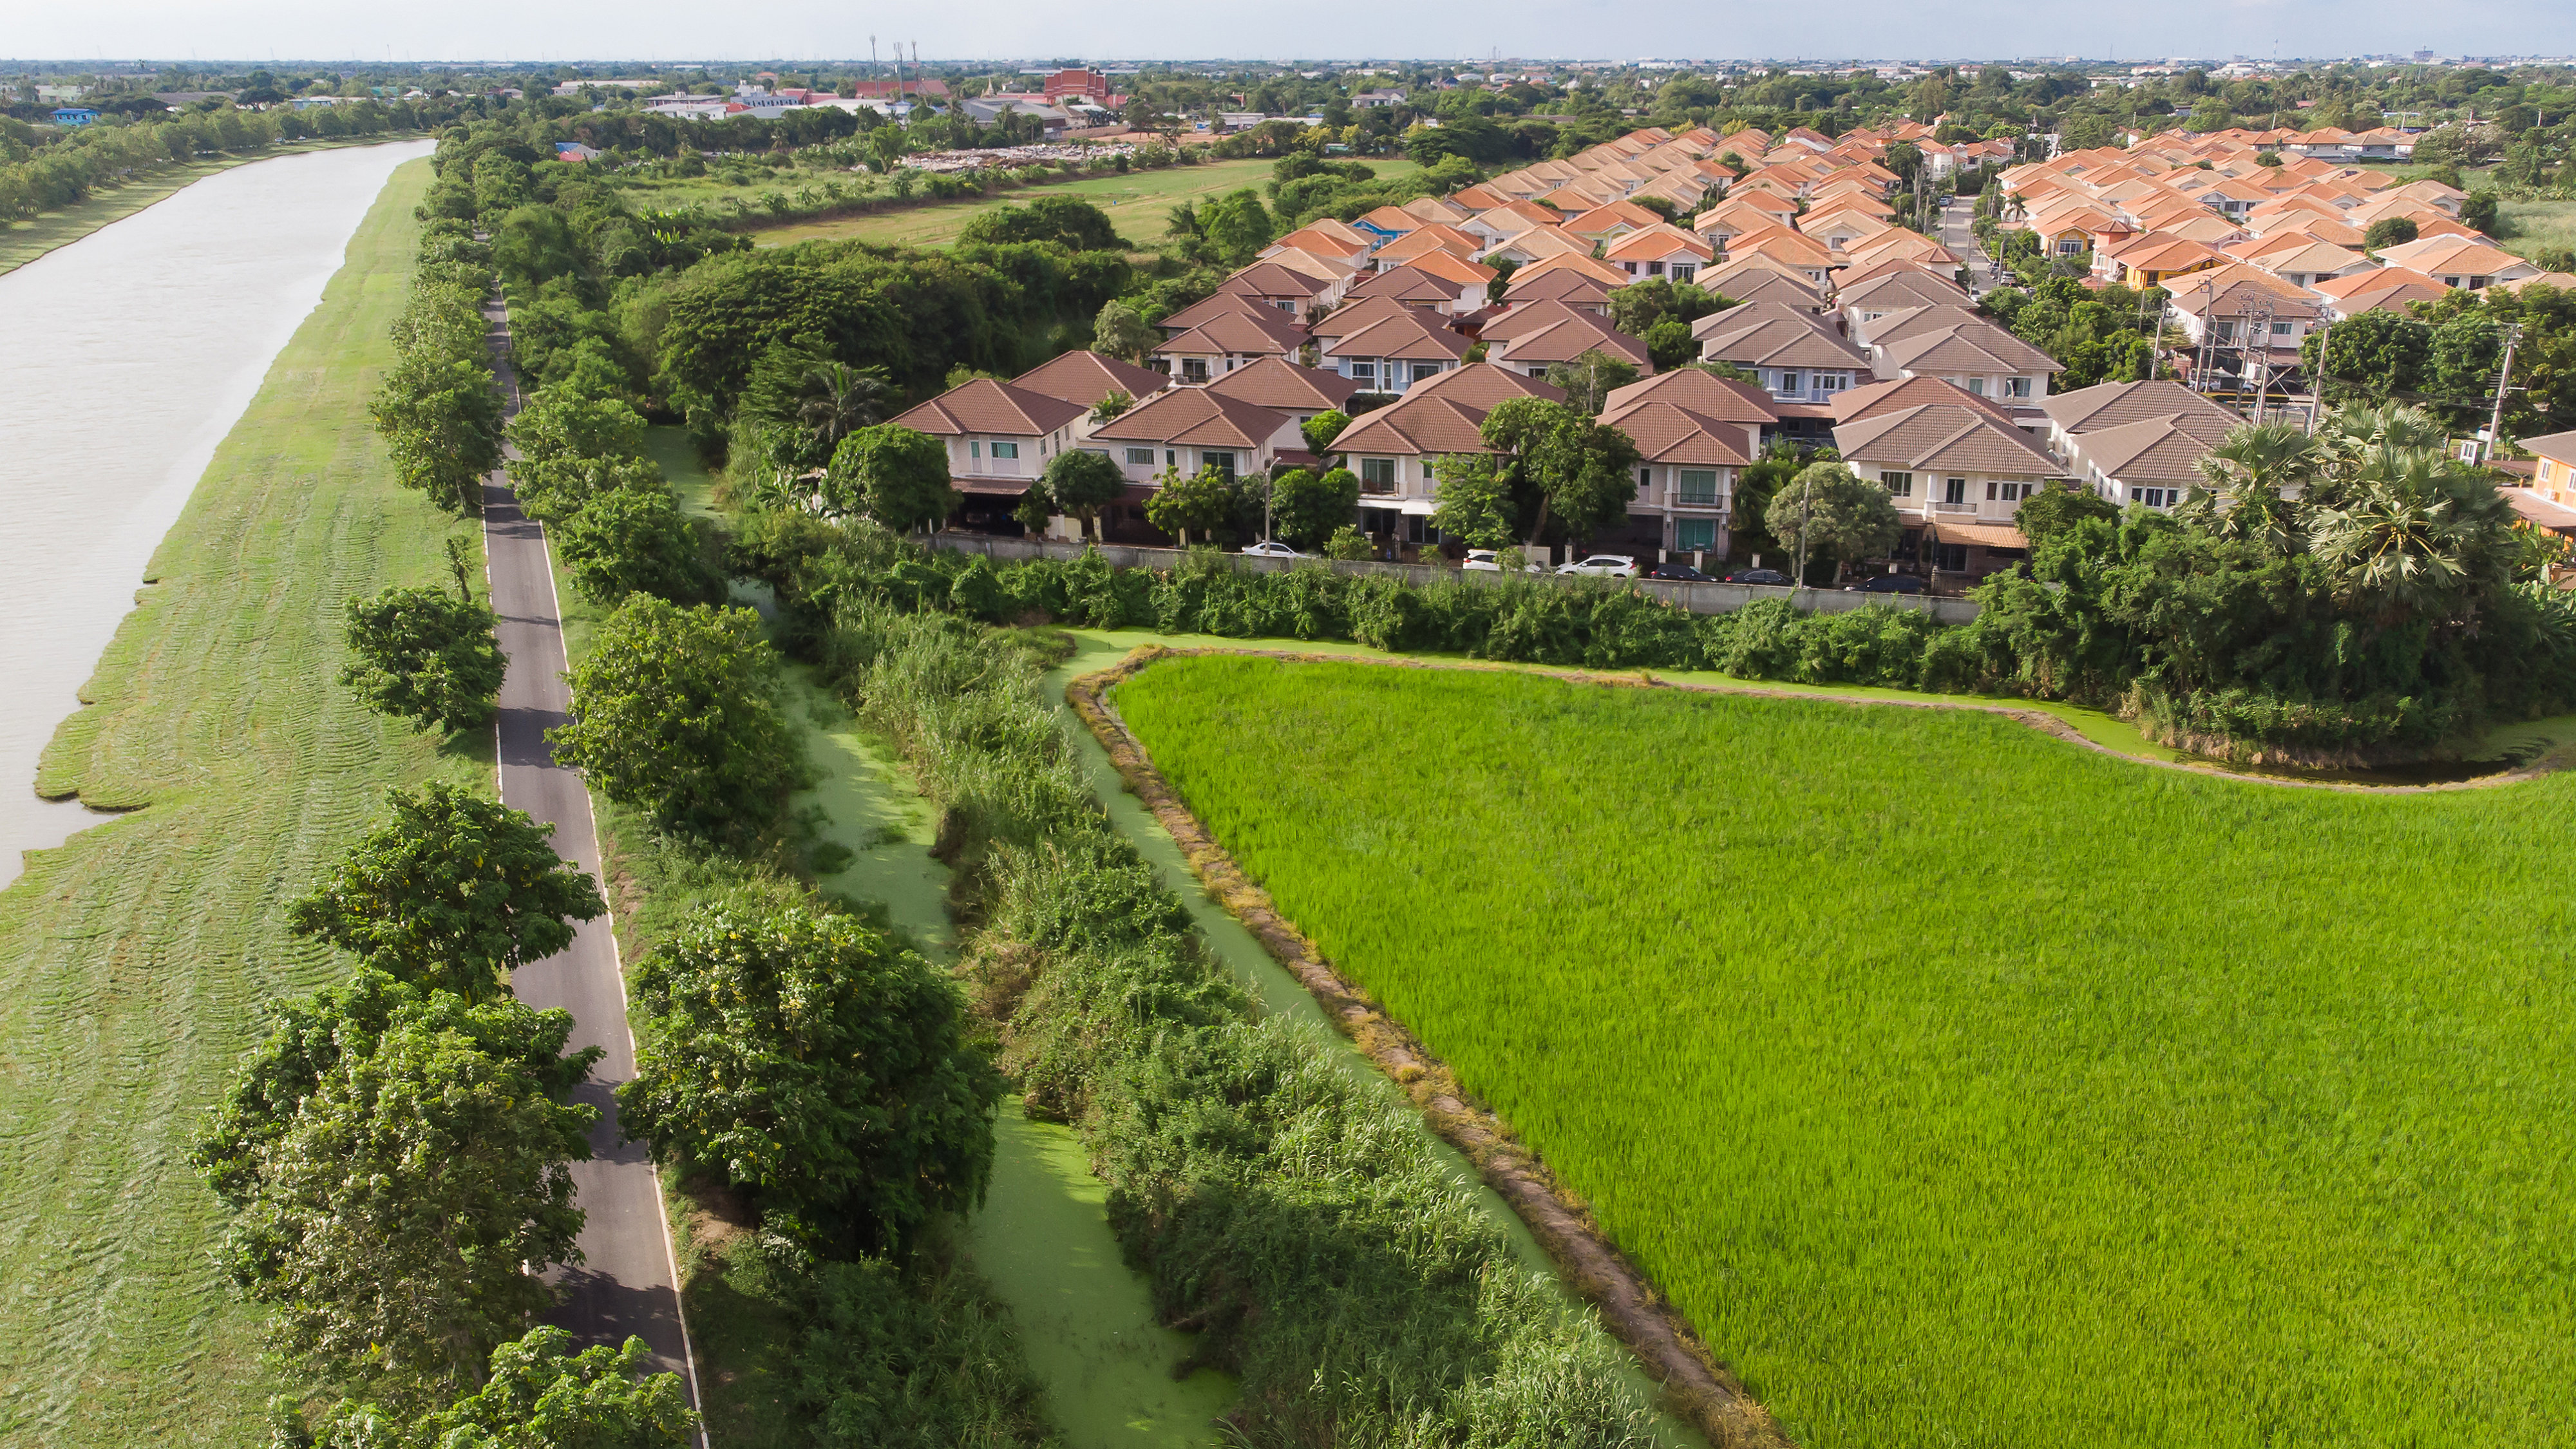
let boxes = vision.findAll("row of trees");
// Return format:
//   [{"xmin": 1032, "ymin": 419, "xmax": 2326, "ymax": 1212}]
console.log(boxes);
[{"xmin": 370, "ymin": 261, "xmax": 504, "ymax": 513}]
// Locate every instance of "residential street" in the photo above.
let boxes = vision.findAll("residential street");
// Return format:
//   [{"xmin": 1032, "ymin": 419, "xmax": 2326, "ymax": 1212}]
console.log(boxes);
[
  {"xmin": 478, "ymin": 298, "xmax": 702, "ymax": 1406},
  {"xmin": 1940, "ymin": 194, "xmax": 2000, "ymax": 298}
]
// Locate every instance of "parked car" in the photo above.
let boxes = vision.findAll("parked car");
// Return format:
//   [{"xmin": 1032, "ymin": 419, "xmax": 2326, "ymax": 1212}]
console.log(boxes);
[
  {"xmin": 1847, "ymin": 573, "xmax": 1926, "ymax": 594},
  {"xmin": 1723, "ymin": 567, "xmax": 1790, "ymax": 585},
  {"xmin": 1240, "ymin": 540, "xmax": 1302, "ymax": 558},
  {"xmin": 1462, "ymin": 549, "xmax": 1545, "ymax": 573},
  {"xmin": 1648, "ymin": 564, "xmax": 1716, "ymax": 582},
  {"xmin": 1555, "ymin": 554, "xmax": 1639, "ymax": 578}
]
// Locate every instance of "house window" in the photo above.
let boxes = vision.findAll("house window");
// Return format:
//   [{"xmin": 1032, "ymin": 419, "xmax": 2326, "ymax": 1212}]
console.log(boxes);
[
  {"xmin": 1994, "ymin": 481, "xmax": 2032, "ymax": 502},
  {"xmin": 2271, "ymin": 321, "xmax": 2293, "ymax": 337},
  {"xmin": 1677, "ymin": 518, "xmax": 1719, "ymax": 551},
  {"xmin": 1880, "ymin": 471, "xmax": 1913, "ymax": 497},
  {"xmin": 991, "ymin": 441, "xmax": 1019, "ymax": 459},
  {"xmin": 1966, "ymin": 377, "xmax": 1987, "ymax": 396},
  {"xmin": 2004, "ymin": 376, "xmax": 2032, "ymax": 399},
  {"xmin": 1648, "ymin": 261, "xmax": 1665, "ymax": 276},
  {"xmin": 1672, "ymin": 263, "xmax": 1696, "ymax": 283},
  {"xmin": 1165, "ymin": 450, "xmax": 1178, "ymax": 467},
  {"xmin": 1124, "ymin": 447, "xmax": 1155, "ymax": 466},
  {"xmin": 1181, "ymin": 359, "xmax": 1211, "ymax": 383},
  {"xmin": 1348, "ymin": 361, "xmax": 1376, "ymax": 383},
  {"xmin": 1677, "ymin": 469, "xmax": 1719, "ymax": 505},
  {"xmin": 1202, "ymin": 451, "xmax": 1237, "ymax": 481},
  {"xmin": 1274, "ymin": 299, "xmax": 1296, "ymax": 312},
  {"xmin": 1359, "ymin": 457, "xmax": 1397, "ymax": 491},
  {"xmin": 969, "ymin": 440, "xmax": 981, "ymax": 459},
  {"xmin": 1421, "ymin": 460, "xmax": 1437, "ymax": 482},
  {"xmin": 1818, "ymin": 374, "xmax": 1846, "ymax": 393},
  {"xmin": 2213, "ymin": 321, "xmax": 2237, "ymax": 343},
  {"xmin": 1944, "ymin": 477, "xmax": 1967, "ymax": 505},
  {"xmin": 1638, "ymin": 467, "xmax": 1653, "ymax": 489},
  {"xmin": 1776, "ymin": 370, "xmax": 1801, "ymax": 395},
  {"xmin": 2129, "ymin": 486, "xmax": 2178, "ymax": 508}
]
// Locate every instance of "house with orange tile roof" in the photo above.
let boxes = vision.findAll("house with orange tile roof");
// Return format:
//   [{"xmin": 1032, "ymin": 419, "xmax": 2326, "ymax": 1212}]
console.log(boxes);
[
  {"xmin": 1215, "ymin": 261, "xmax": 1336, "ymax": 319},
  {"xmin": 1505, "ymin": 251, "xmax": 1631, "ymax": 294},
  {"xmin": 1329, "ymin": 364, "xmax": 1567, "ymax": 538},
  {"xmin": 1341, "ymin": 253, "xmax": 1495, "ymax": 316},
  {"xmin": 2374, "ymin": 235, "xmax": 2542, "ymax": 290},
  {"xmin": 1562, "ymin": 199, "xmax": 1665, "ymax": 243},
  {"xmin": 1724, "ymin": 224, "xmax": 1837, "ymax": 285},
  {"xmin": 889, "ymin": 377, "xmax": 1087, "ymax": 505},
  {"xmin": 2311, "ymin": 265, "xmax": 2449, "ymax": 319},
  {"xmin": 1479, "ymin": 225, "xmax": 1596, "ymax": 270},
  {"xmin": 1370, "ymin": 223, "xmax": 1482, "ymax": 267},
  {"xmin": 1603, "ymin": 223, "xmax": 1716, "ymax": 283}
]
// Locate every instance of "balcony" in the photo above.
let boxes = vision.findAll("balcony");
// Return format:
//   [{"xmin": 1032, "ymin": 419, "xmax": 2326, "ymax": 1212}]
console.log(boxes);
[{"xmin": 1928, "ymin": 500, "xmax": 1979, "ymax": 515}]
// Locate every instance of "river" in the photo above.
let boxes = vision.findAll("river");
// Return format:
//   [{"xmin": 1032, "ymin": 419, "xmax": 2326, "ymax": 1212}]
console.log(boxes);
[{"xmin": 0, "ymin": 139, "xmax": 435, "ymax": 887}]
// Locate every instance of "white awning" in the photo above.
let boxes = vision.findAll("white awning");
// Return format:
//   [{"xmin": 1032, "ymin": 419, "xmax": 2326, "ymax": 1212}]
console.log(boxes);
[{"xmin": 1358, "ymin": 497, "xmax": 1439, "ymax": 516}]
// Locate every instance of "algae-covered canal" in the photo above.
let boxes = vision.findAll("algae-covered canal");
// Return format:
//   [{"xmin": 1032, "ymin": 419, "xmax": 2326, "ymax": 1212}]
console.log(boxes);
[{"xmin": 777, "ymin": 641, "xmax": 1710, "ymax": 1446}]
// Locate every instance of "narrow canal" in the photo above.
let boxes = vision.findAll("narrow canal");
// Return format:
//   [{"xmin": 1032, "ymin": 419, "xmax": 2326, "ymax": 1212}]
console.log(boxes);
[{"xmin": 0, "ymin": 139, "xmax": 435, "ymax": 886}]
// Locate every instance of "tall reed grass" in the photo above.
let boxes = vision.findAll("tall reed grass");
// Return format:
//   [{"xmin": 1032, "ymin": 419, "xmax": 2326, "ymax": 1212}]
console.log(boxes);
[
  {"xmin": 824, "ymin": 601, "xmax": 1663, "ymax": 1447},
  {"xmin": 1115, "ymin": 654, "xmax": 2576, "ymax": 1449}
]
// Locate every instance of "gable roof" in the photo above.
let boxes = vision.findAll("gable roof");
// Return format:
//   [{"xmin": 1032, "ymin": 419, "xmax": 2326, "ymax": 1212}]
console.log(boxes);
[
  {"xmin": 1829, "ymin": 375, "xmax": 2014, "ymax": 424},
  {"xmin": 2039, "ymin": 379, "xmax": 2238, "ymax": 434},
  {"xmin": 1010, "ymin": 350, "xmax": 1170, "ymax": 410},
  {"xmin": 1692, "ymin": 313, "xmax": 1871, "ymax": 371},
  {"xmin": 1203, "ymin": 355, "xmax": 1361, "ymax": 413},
  {"xmin": 1329, "ymin": 363, "xmax": 1564, "ymax": 457},
  {"xmin": 2065, "ymin": 411, "xmax": 2239, "ymax": 485},
  {"xmin": 1481, "ymin": 301, "xmax": 1651, "ymax": 368},
  {"xmin": 889, "ymin": 377, "xmax": 1084, "ymax": 439},
  {"xmin": 1218, "ymin": 261, "xmax": 1333, "ymax": 299},
  {"xmin": 1326, "ymin": 312, "xmax": 1474, "ymax": 363},
  {"xmin": 1595, "ymin": 399, "xmax": 1757, "ymax": 467},
  {"xmin": 1603, "ymin": 222, "xmax": 1716, "ymax": 263},
  {"xmin": 1089, "ymin": 385, "xmax": 1287, "ymax": 450},
  {"xmin": 1833, "ymin": 402, "xmax": 2063, "ymax": 475},
  {"xmin": 1601, "ymin": 367, "xmax": 1781, "ymax": 424}
]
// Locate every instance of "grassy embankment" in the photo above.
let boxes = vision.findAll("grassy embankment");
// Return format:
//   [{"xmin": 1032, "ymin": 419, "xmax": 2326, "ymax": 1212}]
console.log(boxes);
[
  {"xmin": 742, "ymin": 156, "xmax": 1418, "ymax": 250},
  {"xmin": 0, "ymin": 158, "xmax": 482, "ymax": 1444},
  {"xmin": 0, "ymin": 136, "xmax": 428, "ymax": 279},
  {"xmin": 1113, "ymin": 653, "xmax": 2576, "ymax": 1449},
  {"xmin": 2350, "ymin": 161, "xmax": 2575, "ymax": 263}
]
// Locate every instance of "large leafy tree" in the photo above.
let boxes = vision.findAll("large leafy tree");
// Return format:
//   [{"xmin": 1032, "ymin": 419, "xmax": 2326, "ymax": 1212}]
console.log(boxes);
[
  {"xmin": 286, "ymin": 782, "xmax": 605, "ymax": 1004},
  {"xmin": 618, "ymin": 895, "xmax": 1002, "ymax": 1255},
  {"xmin": 403, "ymin": 1327, "xmax": 699, "ymax": 1448},
  {"xmin": 2302, "ymin": 309, "xmax": 2430, "ymax": 406},
  {"xmin": 555, "ymin": 487, "xmax": 715, "ymax": 606},
  {"xmin": 1142, "ymin": 464, "xmax": 1241, "ymax": 546},
  {"xmin": 1039, "ymin": 446, "xmax": 1126, "ymax": 542},
  {"xmin": 1271, "ymin": 465, "xmax": 1363, "ymax": 549},
  {"xmin": 549, "ymin": 598, "xmax": 802, "ymax": 839},
  {"xmin": 1765, "ymin": 462, "xmax": 1904, "ymax": 583},
  {"xmin": 511, "ymin": 452, "xmax": 667, "ymax": 526},
  {"xmin": 1479, "ymin": 398, "xmax": 1643, "ymax": 548},
  {"xmin": 1091, "ymin": 298, "xmax": 1157, "ymax": 363},
  {"xmin": 192, "ymin": 976, "xmax": 598, "ymax": 1409},
  {"xmin": 827, "ymin": 424, "xmax": 960, "ymax": 535},
  {"xmin": 1542, "ymin": 348, "xmax": 1641, "ymax": 415},
  {"xmin": 339, "ymin": 585, "xmax": 504, "ymax": 733},
  {"xmin": 372, "ymin": 352, "xmax": 505, "ymax": 513},
  {"xmin": 1427, "ymin": 454, "xmax": 1517, "ymax": 547}
]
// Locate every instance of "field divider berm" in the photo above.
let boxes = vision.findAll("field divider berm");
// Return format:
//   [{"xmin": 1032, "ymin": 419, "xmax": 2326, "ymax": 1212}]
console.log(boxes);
[{"xmin": 1069, "ymin": 643, "xmax": 1789, "ymax": 1449}]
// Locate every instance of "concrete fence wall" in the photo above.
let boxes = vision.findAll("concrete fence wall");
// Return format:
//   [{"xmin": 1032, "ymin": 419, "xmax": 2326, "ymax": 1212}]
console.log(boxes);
[{"xmin": 927, "ymin": 533, "xmax": 1985, "ymax": 625}]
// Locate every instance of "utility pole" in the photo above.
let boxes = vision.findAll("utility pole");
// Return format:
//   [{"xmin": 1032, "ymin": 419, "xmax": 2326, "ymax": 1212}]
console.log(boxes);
[
  {"xmin": 2304, "ymin": 314, "xmax": 2331, "ymax": 434},
  {"xmin": 2481, "ymin": 323, "xmax": 2521, "ymax": 463}
]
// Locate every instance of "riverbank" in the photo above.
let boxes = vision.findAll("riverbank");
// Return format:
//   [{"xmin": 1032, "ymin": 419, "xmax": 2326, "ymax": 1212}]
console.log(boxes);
[
  {"xmin": 0, "ymin": 157, "xmax": 473, "ymax": 1444},
  {"xmin": 0, "ymin": 135, "xmax": 430, "ymax": 279}
]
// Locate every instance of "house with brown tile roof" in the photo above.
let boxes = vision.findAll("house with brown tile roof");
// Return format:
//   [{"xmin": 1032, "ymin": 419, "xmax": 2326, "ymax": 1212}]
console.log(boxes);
[
  {"xmin": 1010, "ymin": 350, "xmax": 1169, "ymax": 415},
  {"xmin": 1700, "ymin": 255, "xmax": 1826, "ymax": 310},
  {"xmin": 1595, "ymin": 395, "xmax": 1758, "ymax": 554},
  {"xmin": 1150, "ymin": 307, "xmax": 1307, "ymax": 384},
  {"xmin": 1856, "ymin": 307, "xmax": 2062, "ymax": 404},
  {"xmin": 2038, "ymin": 380, "xmax": 2240, "ymax": 509},
  {"xmin": 889, "ymin": 377, "xmax": 1087, "ymax": 501},
  {"xmin": 1690, "ymin": 307, "xmax": 1871, "ymax": 407},
  {"xmin": 1089, "ymin": 384, "xmax": 1295, "ymax": 489},
  {"xmin": 1203, "ymin": 354, "xmax": 1360, "ymax": 430},
  {"xmin": 1838, "ymin": 267, "xmax": 1967, "ymax": 330},
  {"xmin": 1834, "ymin": 398, "xmax": 2066, "ymax": 574},
  {"xmin": 1343, "ymin": 259, "xmax": 1491, "ymax": 316},
  {"xmin": 1481, "ymin": 300, "xmax": 1651, "ymax": 378},
  {"xmin": 1215, "ymin": 261, "xmax": 1336, "ymax": 318},
  {"xmin": 1462, "ymin": 200, "xmax": 1568, "ymax": 251},
  {"xmin": 1399, "ymin": 196, "xmax": 1476, "ymax": 227},
  {"xmin": 1829, "ymin": 375, "xmax": 2014, "ymax": 426},
  {"xmin": 1499, "ymin": 262, "xmax": 1616, "ymax": 314},
  {"xmin": 1329, "ymin": 363, "xmax": 1566, "ymax": 527},
  {"xmin": 1315, "ymin": 307, "xmax": 1472, "ymax": 393}
]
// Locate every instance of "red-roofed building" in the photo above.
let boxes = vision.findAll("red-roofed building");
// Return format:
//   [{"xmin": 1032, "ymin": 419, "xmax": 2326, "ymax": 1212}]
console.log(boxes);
[{"xmin": 1041, "ymin": 69, "xmax": 1112, "ymax": 104}]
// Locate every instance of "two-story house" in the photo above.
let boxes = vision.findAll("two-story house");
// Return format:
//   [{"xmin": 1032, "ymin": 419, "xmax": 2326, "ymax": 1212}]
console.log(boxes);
[
  {"xmin": 1310, "ymin": 295, "xmax": 1472, "ymax": 392},
  {"xmin": 1148, "ymin": 299, "xmax": 1307, "ymax": 383},
  {"xmin": 1480, "ymin": 299, "xmax": 1652, "ymax": 379},
  {"xmin": 1602, "ymin": 223, "xmax": 1716, "ymax": 283},
  {"xmin": 1832, "ymin": 383, "xmax": 2067, "ymax": 580},
  {"xmin": 1690, "ymin": 303, "xmax": 1873, "ymax": 423},
  {"xmin": 887, "ymin": 377, "xmax": 1088, "ymax": 528},
  {"xmin": 1853, "ymin": 305, "xmax": 2062, "ymax": 408},
  {"xmin": 1327, "ymin": 364, "xmax": 1566, "ymax": 544},
  {"xmin": 1596, "ymin": 370, "xmax": 1783, "ymax": 555},
  {"xmin": 2038, "ymin": 379, "xmax": 2242, "ymax": 509}
]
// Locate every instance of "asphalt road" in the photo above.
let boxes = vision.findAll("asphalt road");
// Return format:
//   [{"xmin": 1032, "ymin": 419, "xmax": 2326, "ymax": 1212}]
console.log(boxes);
[
  {"xmin": 479, "ymin": 298, "xmax": 703, "ymax": 1406},
  {"xmin": 1940, "ymin": 196, "xmax": 2001, "ymax": 298}
]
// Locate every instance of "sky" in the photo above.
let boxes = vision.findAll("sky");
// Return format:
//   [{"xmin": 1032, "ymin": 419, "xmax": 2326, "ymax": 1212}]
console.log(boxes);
[{"xmin": 5, "ymin": 0, "xmax": 2573, "ymax": 68}]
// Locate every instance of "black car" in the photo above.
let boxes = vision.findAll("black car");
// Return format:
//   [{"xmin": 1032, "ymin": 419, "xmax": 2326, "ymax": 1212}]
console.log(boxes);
[
  {"xmin": 1848, "ymin": 573, "xmax": 1926, "ymax": 594},
  {"xmin": 1723, "ymin": 567, "xmax": 1790, "ymax": 586},
  {"xmin": 1649, "ymin": 564, "xmax": 1716, "ymax": 582}
]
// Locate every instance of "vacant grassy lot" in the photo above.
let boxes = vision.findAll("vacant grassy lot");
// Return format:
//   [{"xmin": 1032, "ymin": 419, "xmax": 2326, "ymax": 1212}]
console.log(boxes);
[
  {"xmin": 0, "ymin": 159, "xmax": 487, "ymax": 1443},
  {"xmin": 749, "ymin": 156, "xmax": 1417, "ymax": 250},
  {"xmin": 1113, "ymin": 654, "xmax": 2576, "ymax": 1449}
]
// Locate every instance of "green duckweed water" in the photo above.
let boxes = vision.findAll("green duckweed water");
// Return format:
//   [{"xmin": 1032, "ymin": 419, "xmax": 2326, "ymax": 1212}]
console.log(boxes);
[{"xmin": 784, "ymin": 667, "xmax": 1236, "ymax": 1448}]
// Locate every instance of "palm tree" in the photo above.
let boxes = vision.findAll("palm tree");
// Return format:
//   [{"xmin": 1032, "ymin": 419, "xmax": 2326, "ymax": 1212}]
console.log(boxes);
[
  {"xmin": 2177, "ymin": 419, "xmax": 2321, "ymax": 553},
  {"xmin": 2309, "ymin": 481, "xmax": 2470, "ymax": 623},
  {"xmin": 797, "ymin": 362, "xmax": 888, "ymax": 457},
  {"xmin": 1165, "ymin": 202, "xmax": 1203, "ymax": 239}
]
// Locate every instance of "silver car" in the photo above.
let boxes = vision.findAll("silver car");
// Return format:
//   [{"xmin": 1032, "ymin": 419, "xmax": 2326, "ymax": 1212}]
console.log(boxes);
[{"xmin": 1555, "ymin": 554, "xmax": 1640, "ymax": 578}]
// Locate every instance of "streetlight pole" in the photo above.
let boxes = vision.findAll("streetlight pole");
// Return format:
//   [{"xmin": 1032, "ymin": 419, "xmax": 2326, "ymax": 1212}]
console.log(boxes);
[{"xmin": 2481, "ymin": 323, "xmax": 2522, "ymax": 464}]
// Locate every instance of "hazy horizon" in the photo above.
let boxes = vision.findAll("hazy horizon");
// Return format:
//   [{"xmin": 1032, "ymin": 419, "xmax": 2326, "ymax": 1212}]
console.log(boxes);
[{"xmin": 5, "ymin": 0, "xmax": 2573, "ymax": 71}]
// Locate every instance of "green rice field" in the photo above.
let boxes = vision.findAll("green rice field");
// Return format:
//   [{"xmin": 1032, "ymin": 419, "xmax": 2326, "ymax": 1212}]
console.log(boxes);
[{"xmin": 1110, "ymin": 654, "xmax": 2576, "ymax": 1449}]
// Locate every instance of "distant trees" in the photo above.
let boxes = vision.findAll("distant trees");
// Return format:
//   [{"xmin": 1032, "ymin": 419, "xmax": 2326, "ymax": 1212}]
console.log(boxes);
[
  {"xmin": 549, "ymin": 597, "xmax": 801, "ymax": 840},
  {"xmin": 286, "ymin": 782, "xmax": 605, "ymax": 1005},
  {"xmin": 340, "ymin": 583, "xmax": 504, "ymax": 733},
  {"xmin": 618, "ymin": 895, "xmax": 1003, "ymax": 1255},
  {"xmin": 958, "ymin": 195, "xmax": 1121, "ymax": 251},
  {"xmin": 2362, "ymin": 216, "xmax": 2419, "ymax": 251},
  {"xmin": 1091, "ymin": 299, "xmax": 1157, "ymax": 363}
]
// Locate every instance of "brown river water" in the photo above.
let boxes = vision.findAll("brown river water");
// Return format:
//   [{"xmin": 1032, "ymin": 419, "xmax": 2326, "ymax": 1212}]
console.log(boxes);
[{"xmin": 0, "ymin": 140, "xmax": 434, "ymax": 887}]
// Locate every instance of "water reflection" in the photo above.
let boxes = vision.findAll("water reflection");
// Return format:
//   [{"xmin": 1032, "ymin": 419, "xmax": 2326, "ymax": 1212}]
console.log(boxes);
[{"xmin": 0, "ymin": 139, "xmax": 433, "ymax": 886}]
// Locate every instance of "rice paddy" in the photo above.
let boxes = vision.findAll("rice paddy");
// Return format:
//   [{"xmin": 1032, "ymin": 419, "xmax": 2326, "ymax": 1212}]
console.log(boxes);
[{"xmin": 1109, "ymin": 653, "xmax": 2576, "ymax": 1449}]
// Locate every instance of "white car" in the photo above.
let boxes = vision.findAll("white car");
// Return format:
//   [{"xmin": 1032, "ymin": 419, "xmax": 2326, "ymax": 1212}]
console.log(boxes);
[
  {"xmin": 1555, "ymin": 554, "xmax": 1640, "ymax": 578},
  {"xmin": 1240, "ymin": 540, "xmax": 1303, "ymax": 558},
  {"xmin": 1462, "ymin": 549, "xmax": 1544, "ymax": 573}
]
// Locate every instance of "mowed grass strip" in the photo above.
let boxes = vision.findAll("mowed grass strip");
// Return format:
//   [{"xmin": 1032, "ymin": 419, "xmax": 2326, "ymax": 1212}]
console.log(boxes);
[
  {"xmin": 1111, "ymin": 655, "xmax": 2576, "ymax": 1449},
  {"xmin": 743, "ymin": 156, "xmax": 1417, "ymax": 250},
  {"xmin": 0, "ymin": 158, "xmax": 490, "ymax": 1444}
]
